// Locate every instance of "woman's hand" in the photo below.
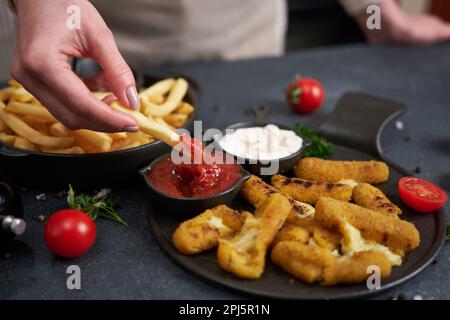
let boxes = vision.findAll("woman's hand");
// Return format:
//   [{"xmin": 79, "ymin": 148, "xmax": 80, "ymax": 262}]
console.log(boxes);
[
  {"xmin": 357, "ymin": 0, "xmax": 450, "ymax": 45},
  {"xmin": 11, "ymin": 0, "xmax": 139, "ymax": 132}
]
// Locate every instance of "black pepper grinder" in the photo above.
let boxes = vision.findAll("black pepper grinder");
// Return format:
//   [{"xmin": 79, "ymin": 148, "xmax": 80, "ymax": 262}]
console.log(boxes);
[{"xmin": 0, "ymin": 182, "xmax": 26, "ymax": 244}]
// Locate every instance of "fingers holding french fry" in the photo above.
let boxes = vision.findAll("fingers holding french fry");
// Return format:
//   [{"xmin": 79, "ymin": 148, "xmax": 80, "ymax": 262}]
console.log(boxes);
[{"xmin": 0, "ymin": 78, "xmax": 194, "ymax": 153}]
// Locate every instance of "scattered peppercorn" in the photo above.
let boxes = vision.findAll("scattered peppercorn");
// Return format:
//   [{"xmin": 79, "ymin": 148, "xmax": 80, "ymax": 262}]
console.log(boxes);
[
  {"xmin": 414, "ymin": 166, "xmax": 422, "ymax": 174},
  {"xmin": 403, "ymin": 135, "xmax": 411, "ymax": 142}
]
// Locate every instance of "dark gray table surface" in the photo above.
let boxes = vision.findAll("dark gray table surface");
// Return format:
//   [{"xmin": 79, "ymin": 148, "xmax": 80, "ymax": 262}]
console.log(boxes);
[{"xmin": 1, "ymin": 43, "xmax": 449, "ymax": 300}]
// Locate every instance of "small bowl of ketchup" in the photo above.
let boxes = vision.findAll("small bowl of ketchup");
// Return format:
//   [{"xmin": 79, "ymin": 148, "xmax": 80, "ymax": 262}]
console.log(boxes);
[{"xmin": 140, "ymin": 151, "xmax": 251, "ymax": 216}]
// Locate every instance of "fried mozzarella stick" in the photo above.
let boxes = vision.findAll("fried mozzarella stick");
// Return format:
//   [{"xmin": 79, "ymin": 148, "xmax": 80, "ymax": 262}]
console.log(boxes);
[
  {"xmin": 172, "ymin": 205, "xmax": 243, "ymax": 255},
  {"xmin": 271, "ymin": 175, "xmax": 352, "ymax": 205},
  {"xmin": 217, "ymin": 193, "xmax": 291, "ymax": 279},
  {"xmin": 315, "ymin": 197, "xmax": 420, "ymax": 257},
  {"xmin": 271, "ymin": 242, "xmax": 392, "ymax": 285},
  {"xmin": 352, "ymin": 183, "xmax": 402, "ymax": 216},
  {"xmin": 295, "ymin": 158, "xmax": 389, "ymax": 184},
  {"xmin": 240, "ymin": 175, "xmax": 314, "ymax": 218}
]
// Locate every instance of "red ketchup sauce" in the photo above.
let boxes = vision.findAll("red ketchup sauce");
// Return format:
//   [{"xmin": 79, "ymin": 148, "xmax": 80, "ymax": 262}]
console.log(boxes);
[{"xmin": 147, "ymin": 135, "xmax": 243, "ymax": 198}]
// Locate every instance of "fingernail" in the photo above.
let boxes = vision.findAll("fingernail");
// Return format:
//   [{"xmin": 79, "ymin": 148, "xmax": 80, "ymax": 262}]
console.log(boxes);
[
  {"xmin": 124, "ymin": 126, "xmax": 139, "ymax": 132},
  {"xmin": 126, "ymin": 85, "xmax": 140, "ymax": 110}
]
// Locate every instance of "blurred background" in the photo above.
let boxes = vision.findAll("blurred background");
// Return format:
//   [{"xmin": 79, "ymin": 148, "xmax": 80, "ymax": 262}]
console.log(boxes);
[{"xmin": 1, "ymin": 0, "xmax": 449, "ymax": 82}]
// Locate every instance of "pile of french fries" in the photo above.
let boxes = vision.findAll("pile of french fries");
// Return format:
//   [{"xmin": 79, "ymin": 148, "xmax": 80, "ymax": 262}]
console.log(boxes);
[{"xmin": 0, "ymin": 78, "xmax": 194, "ymax": 154}]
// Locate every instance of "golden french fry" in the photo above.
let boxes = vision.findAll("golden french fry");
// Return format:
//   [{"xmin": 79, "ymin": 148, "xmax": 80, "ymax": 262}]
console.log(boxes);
[
  {"xmin": 30, "ymin": 98, "xmax": 42, "ymax": 106},
  {"xmin": 149, "ymin": 95, "xmax": 164, "ymax": 104},
  {"xmin": 0, "ymin": 132, "xmax": 16, "ymax": 144},
  {"xmin": 10, "ymin": 87, "xmax": 34, "ymax": 103},
  {"xmin": 109, "ymin": 132, "xmax": 128, "ymax": 140},
  {"xmin": 40, "ymin": 146, "xmax": 85, "ymax": 154},
  {"xmin": 14, "ymin": 136, "xmax": 39, "ymax": 151},
  {"xmin": 175, "ymin": 101, "xmax": 194, "ymax": 115},
  {"xmin": 49, "ymin": 123, "xmax": 71, "ymax": 137},
  {"xmin": 139, "ymin": 78, "xmax": 175, "ymax": 100},
  {"xmin": 30, "ymin": 122, "xmax": 51, "ymax": 136},
  {"xmin": 92, "ymin": 92, "xmax": 112, "ymax": 100},
  {"xmin": 141, "ymin": 78, "xmax": 188, "ymax": 117},
  {"xmin": 111, "ymin": 102, "xmax": 179, "ymax": 146},
  {"xmin": 111, "ymin": 139, "xmax": 141, "ymax": 151},
  {"xmin": 74, "ymin": 129, "xmax": 112, "ymax": 152},
  {"xmin": 0, "ymin": 110, "xmax": 74, "ymax": 148},
  {"xmin": 154, "ymin": 117, "xmax": 175, "ymax": 131},
  {"xmin": 73, "ymin": 134, "xmax": 99, "ymax": 153},
  {"xmin": 8, "ymin": 79, "xmax": 22, "ymax": 88},
  {"xmin": 164, "ymin": 113, "xmax": 188, "ymax": 128},
  {"xmin": 6, "ymin": 101, "xmax": 57, "ymax": 123},
  {"xmin": 0, "ymin": 87, "xmax": 15, "ymax": 102}
]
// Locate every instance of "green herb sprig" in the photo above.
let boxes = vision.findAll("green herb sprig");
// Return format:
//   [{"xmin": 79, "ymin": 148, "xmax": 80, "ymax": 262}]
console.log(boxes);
[
  {"xmin": 68, "ymin": 185, "xmax": 128, "ymax": 227},
  {"xmin": 446, "ymin": 225, "xmax": 450, "ymax": 241},
  {"xmin": 294, "ymin": 123, "xmax": 333, "ymax": 158}
]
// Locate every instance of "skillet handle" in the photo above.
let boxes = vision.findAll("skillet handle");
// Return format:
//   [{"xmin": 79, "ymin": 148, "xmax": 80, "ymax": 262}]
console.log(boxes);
[
  {"xmin": 317, "ymin": 92, "xmax": 406, "ymax": 160},
  {"xmin": 0, "ymin": 142, "xmax": 27, "ymax": 157}
]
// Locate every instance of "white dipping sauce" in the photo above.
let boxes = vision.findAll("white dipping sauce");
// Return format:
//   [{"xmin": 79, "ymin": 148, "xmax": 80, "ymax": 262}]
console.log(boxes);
[{"xmin": 219, "ymin": 124, "xmax": 303, "ymax": 160}]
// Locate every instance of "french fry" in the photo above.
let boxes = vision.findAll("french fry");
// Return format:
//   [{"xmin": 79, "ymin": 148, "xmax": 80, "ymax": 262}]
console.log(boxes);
[
  {"xmin": 50, "ymin": 123, "xmax": 71, "ymax": 138},
  {"xmin": 0, "ymin": 87, "xmax": 15, "ymax": 102},
  {"xmin": 154, "ymin": 117, "xmax": 175, "ymax": 131},
  {"xmin": 14, "ymin": 136, "xmax": 39, "ymax": 151},
  {"xmin": 6, "ymin": 101, "xmax": 57, "ymax": 123},
  {"xmin": 8, "ymin": 79, "xmax": 22, "ymax": 88},
  {"xmin": 141, "ymin": 78, "xmax": 188, "ymax": 117},
  {"xmin": 175, "ymin": 102, "xmax": 194, "ymax": 115},
  {"xmin": 109, "ymin": 132, "xmax": 128, "ymax": 140},
  {"xmin": 0, "ymin": 132, "xmax": 16, "ymax": 144},
  {"xmin": 164, "ymin": 113, "xmax": 188, "ymax": 128},
  {"xmin": 0, "ymin": 109, "xmax": 74, "ymax": 148},
  {"xmin": 149, "ymin": 95, "xmax": 164, "ymax": 104},
  {"xmin": 10, "ymin": 87, "xmax": 34, "ymax": 103},
  {"xmin": 92, "ymin": 92, "xmax": 111, "ymax": 100},
  {"xmin": 74, "ymin": 129, "xmax": 113, "ymax": 152},
  {"xmin": 32, "ymin": 123, "xmax": 51, "ymax": 136},
  {"xmin": 139, "ymin": 78, "xmax": 174, "ymax": 100},
  {"xmin": 73, "ymin": 134, "xmax": 99, "ymax": 153},
  {"xmin": 111, "ymin": 102, "xmax": 179, "ymax": 146},
  {"xmin": 40, "ymin": 146, "xmax": 85, "ymax": 154}
]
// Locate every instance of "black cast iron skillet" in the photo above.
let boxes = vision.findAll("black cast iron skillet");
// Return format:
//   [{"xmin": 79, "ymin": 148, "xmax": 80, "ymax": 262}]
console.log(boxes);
[
  {"xmin": 0, "ymin": 74, "xmax": 199, "ymax": 189},
  {"xmin": 146, "ymin": 92, "xmax": 447, "ymax": 299}
]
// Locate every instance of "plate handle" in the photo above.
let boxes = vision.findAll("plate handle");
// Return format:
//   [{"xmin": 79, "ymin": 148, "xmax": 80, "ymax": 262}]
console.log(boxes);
[{"xmin": 317, "ymin": 92, "xmax": 406, "ymax": 159}]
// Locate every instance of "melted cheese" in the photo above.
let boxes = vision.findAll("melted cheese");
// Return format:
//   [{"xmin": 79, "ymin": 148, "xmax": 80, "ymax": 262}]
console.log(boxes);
[
  {"xmin": 293, "ymin": 199, "xmax": 315, "ymax": 218},
  {"xmin": 337, "ymin": 179, "xmax": 359, "ymax": 189},
  {"xmin": 207, "ymin": 216, "xmax": 228, "ymax": 231},
  {"xmin": 341, "ymin": 222, "xmax": 402, "ymax": 266}
]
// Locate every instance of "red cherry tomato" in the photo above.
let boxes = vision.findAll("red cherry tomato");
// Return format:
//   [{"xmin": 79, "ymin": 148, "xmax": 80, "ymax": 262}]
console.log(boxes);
[
  {"xmin": 44, "ymin": 209, "xmax": 96, "ymax": 258},
  {"xmin": 286, "ymin": 76, "xmax": 324, "ymax": 113},
  {"xmin": 398, "ymin": 177, "xmax": 448, "ymax": 213}
]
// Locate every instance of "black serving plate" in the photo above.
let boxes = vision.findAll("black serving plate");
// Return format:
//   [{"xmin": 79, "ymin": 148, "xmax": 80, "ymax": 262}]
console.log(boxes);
[
  {"xmin": 0, "ymin": 74, "xmax": 199, "ymax": 188},
  {"xmin": 147, "ymin": 145, "xmax": 446, "ymax": 299},
  {"xmin": 145, "ymin": 92, "xmax": 447, "ymax": 299}
]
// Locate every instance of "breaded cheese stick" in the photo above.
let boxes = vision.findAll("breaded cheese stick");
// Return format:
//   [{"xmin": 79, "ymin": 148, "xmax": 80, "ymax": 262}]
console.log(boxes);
[
  {"xmin": 217, "ymin": 193, "xmax": 291, "ymax": 279},
  {"xmin": 273, "ymin": 224, "xmax": 310, "ymax": 246},
  {"xmin": 271, "ymin": 242, "xmax": 334, "ymax": 284},
  {"xmin": 322, "ymin": 251, "xmax": 392, "ymax": 286},
  {"xmin": 315, "ymin": 197, "xmax": 420, "ymax": 256},
  {"xmin": 272, "ymin": 174, "xmax": 352, "ymax": 205},
  {"xmin": 271, "ymin": 242, "xmax": 392, "ymax": 285},
  {"xmin": 172, "ymin": 205, "xmax": 243, "ymax": 255},
  {"xmin": 295, "ymin": 158, "xmax": 389, "ymax": 184},
  {"xmin": 286, "ymin": 214, "xmax": 341, "ymax": 251},
  {"xmin": 352, "ymin": 183, "xmax": 402, "ymax": 216},
  {"xmin": 240, "ymin": 175, "xmax": 315, "ymax": 218}
]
